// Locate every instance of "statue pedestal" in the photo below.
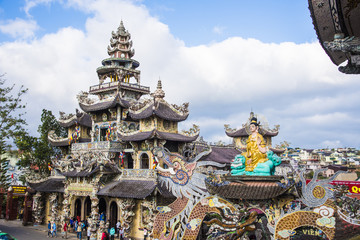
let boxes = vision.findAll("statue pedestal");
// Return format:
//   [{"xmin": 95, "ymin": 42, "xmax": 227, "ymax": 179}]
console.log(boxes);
[
  {"xmin": 223, "ymin": 175, "xmax": 283, "ymax": 182},
  {"xmin": 206, "ymin": 175, "xmax": 291, "ymax": 200}
]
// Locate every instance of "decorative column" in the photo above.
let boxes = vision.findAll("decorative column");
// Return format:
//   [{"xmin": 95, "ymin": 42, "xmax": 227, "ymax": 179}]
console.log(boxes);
[
  {"xmin": 32, "ymin": 192, "xmax": 44, "ymax": 225},
  {"xmin": 89, "ymin": 192, "xmax": 99, "ymax": 240},
  {"xmin": 118, "ymin": 198, "xmax": 136, "ymax": 238},
  {"xmin": 141, "ymin": 197, "xmax": 156, "ymax": 233},
  {"xmin": 22, "ymin": 191, "xmax": 33, "ymax": 226},
  {"xmin": 5, "ymin": 186, "xmax": 14, "ymax": 220},
  {"xmin": 49, "ymin": 193, "xmax": 58, "ymax": 222},
  {"xmin": 61, "ymin": 190, "xmax": 71, "ymax": 223}
]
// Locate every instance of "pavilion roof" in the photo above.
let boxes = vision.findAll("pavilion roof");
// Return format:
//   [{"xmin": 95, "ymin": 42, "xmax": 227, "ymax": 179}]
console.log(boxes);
[
  {"xmin": 58, "ymin": 110, "xmax": 92, "ymax": 128},
  {"xmin": 117, "ymin": 129, "xmax": 198, "ymax": 142},
  {"xmin": 28, "ymin": 177, "xmax": 65, "ymax": 193},
  {"xmin": 129, "ymin": 101, "xmax": 188, "ymax": 122},
  {"xmin": 97, "ymin": 179, "xmax": 156, "ymax": 199},
  {"xmin": 79, "ymin": 93, "xmax": 131, "ymax": 113}
]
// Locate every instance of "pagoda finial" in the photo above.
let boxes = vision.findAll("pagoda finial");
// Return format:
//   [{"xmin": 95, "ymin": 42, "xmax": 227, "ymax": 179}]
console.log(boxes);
[
  {"xmin": 152, "ymin": 78, "xmax": 165, "ymax": 100},
  {"xmin": 118, "ymin": 20, "xmax": 125, "ymax": 34},
  {"xmin": 157, "ymin": 78, "xmax": 162, "ymax": 90}
]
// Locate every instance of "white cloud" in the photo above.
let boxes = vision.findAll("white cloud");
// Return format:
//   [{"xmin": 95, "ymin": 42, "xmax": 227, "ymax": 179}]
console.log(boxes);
[
  {"xmin": 1, "ymin": 0, "xmax": 360, "ymax": 148},
  {"xmin": 0, "ymin": 18, "xmax": 39, "ymax": 39},
  {"xmin": 23, "ymin": 0, "xmax": 57, "ymax": 16},
  {"xmin": 212, "ymin": 25, "xmax": 225, "ymax": 35}
]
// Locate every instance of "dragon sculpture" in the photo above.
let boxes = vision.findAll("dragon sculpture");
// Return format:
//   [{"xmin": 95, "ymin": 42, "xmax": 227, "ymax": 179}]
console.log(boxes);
[{"xmin": 152, "ymin": 145, "xmax": 236, "ymax": 240}]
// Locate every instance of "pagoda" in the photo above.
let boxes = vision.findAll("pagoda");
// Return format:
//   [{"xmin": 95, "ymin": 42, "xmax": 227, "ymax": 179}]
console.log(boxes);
[
  {"xmin": 27, "ymin": 21, "xmax": 200, "ymax": 240},
  {"xmin": 225, "ymin": 112, "xmax": 281, "ymax": 152}
]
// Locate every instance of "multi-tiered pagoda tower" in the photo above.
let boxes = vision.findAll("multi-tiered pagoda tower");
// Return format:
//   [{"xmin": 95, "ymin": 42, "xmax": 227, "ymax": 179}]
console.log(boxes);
[{"xmin": 28, "ymin": 21, "xmax": 199, "ymax": 240}]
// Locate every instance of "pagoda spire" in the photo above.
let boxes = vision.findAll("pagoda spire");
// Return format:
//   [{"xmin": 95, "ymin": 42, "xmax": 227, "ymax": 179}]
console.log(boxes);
[{"xmin": 152, "ymin": 78, "xmax": 165, "ymax": 101}]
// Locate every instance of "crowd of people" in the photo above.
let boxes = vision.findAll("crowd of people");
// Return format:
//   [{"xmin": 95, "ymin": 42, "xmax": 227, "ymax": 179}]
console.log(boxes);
[{"xmin": 46, "ymin": 214, "xmax": 128, "ymax": 240}]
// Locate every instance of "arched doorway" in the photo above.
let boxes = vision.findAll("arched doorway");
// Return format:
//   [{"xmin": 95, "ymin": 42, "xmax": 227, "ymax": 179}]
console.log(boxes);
[
  {"xmin": 74, "ymin": 198, "xmax": 82, "ymax": 219},
  {"xmin": 98, "ymin": 198, "xmax": 107, "ymax": 220},
  {"xmin": 140, "ymin": 153, "xmax": 149, "ymax": 169},
  {"xmin": 126, "ymin": 153, "xmax": 134, "ymax": 169},
  {"xmin": 84, "ymin": 197, "xmax": 91, "ymax": 220},
  {"xmin": 109, "ymin": 201, "xmax": 118, "ymax": 228}
]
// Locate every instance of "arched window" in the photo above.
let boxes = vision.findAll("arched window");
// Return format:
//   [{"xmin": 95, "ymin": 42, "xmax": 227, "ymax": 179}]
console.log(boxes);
[
  {"xmin": 98, "ymin": 198, "xmax": 107, "ymax": 220},
  {"xmin": 140, "ymin": 153, "xmax": 149, "ymax": 169},
  {"xmin": 74, "ymin": 198, "xmax": 82, "ymax": 220},
  {"xmin": 109, "ymin": 201, "xmax": 118, "ymax": 228},
  {"xmin": 84, "ymin": 197, "xmax": 91, "ymax": 219}
]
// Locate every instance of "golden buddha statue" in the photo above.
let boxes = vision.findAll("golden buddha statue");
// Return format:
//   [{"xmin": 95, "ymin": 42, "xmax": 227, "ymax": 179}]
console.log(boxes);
[
  {"xmin": 231, "ymin": 117, "xmax": 281, "ymax": 176},
  {"xmin": 243, "ymin": 117, "xmax": 268, "ymax": 171}
]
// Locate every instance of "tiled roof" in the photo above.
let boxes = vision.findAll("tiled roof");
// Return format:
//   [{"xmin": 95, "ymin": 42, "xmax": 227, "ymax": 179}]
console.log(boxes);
[
  {"xmin": 48, "ymin": 137, "xmax": 90, "ymax": 147},
  {"xmin": 129, "ymin": 102, "xmax": 188, "ymax": 122},
  {"xmin": 226, "ymin": 127, "xmax": 278, "ymax": 137},
  {"xmin": 117, "ymin": 129, "xmax": 198, "ymax": 142},
  {"xmin": 79, "ymin": 94, "xmax": 130, "ymax": 112},
  {"xmin": 61, "ymin": 163, "xmax": 120, "ymax": 177},
  {"xmin": 206, "ymin": 178, "xmax": 290, "ymax": 200},
  {"xmin": 97, "ymin": 179, "xmax": 156, "ymax": 199},
  {"xmin": 308, "ymin": 0, "xmax": 350, "ymax": 66},
  {"xmin": 197, "ymin": 145, "xmax": 241, "ymax": 164},
  {"xmin": 59, "ymin": 111, "xmax": 92, "ymax": 128},
  {"xmin": 28, "ymin": 177, "xmax": 65, "ymax": 193}
]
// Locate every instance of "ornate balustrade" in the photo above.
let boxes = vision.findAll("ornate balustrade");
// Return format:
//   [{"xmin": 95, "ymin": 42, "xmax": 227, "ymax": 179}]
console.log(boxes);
[
  {"xmin": 71, "ymin": 141, "xmax": 122, "ymax": 152},
  {"xmin": 121, "ymin": 169, "xmax": 157, "ymax": 179},
  {"xmin": 89, "ymin": 81, "xmax": 150, "ymax": 93}
]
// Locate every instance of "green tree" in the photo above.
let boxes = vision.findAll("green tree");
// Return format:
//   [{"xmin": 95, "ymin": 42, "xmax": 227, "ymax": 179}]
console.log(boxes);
[
  {"xmin": 0, "ymin": 74, "xmax": 27, "ymax": 189},
  {"xmin": 16, "ymin": 109, "xmax": 66, "ymax": 176}
]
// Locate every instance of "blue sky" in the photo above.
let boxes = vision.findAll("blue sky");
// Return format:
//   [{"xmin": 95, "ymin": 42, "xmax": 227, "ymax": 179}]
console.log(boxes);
[
  {"xmin": 0, "ymin": 0, "xmax": 316, "ymax": 44},
  {"xmin": 0, "ymin": 0, "xmax": 359, "ymax": 149}
]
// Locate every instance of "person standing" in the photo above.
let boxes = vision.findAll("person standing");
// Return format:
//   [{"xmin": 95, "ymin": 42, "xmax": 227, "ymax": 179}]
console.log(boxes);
[
  {"xmin": 48, "ymin": 221, "xmax": 51, "ymax": 237},
  {"xmin": 87, "ymin": 227, "xmax": 91, "ymax": 240},
  {"xmin": 52, "ymin": 221, "xmax": 57, "ymax": 238},
  {"xmin": 143, "ymin": 228, "xmax": 148, "ymax": 240},
  {"xmin": 109, "ymin": 227, "xmax": 115, "ymax": 240},
  {"xmin": 77, "ymin": 222, "xmax": 82, "ymax": 239},
  {"xmin": 62, "ymin": 221, "xmax": 67, "ymax": 239},
  {"xmin": 69, "ymin": 218, "xmax": 74, "ymax": 233},
  {"xmin": 116, "ymin": 221, "xmax": 121, "ymax": 237},
  {"xmin": 118, "ymin": 227, "xmax": 124, "ymax": 240}
]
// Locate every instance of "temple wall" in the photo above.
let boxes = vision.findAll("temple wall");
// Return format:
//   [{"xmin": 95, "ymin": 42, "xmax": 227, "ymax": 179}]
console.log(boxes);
[
  {"xmin": 130, "ymin": 200, "xmax": 143, "ymax": 239},
  {"xmin": 44, "ymin": 194, "xmax": 50, "ymax": 224}
]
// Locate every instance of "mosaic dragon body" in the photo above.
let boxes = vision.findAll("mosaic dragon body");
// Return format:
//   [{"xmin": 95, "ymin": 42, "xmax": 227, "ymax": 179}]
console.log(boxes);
[{"xmin": 152, "ymin": 146, "xmax": 235, "ymax": 240}]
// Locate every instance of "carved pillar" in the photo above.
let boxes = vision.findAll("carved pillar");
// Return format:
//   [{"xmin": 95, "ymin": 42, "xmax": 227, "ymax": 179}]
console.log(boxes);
[
  {"xmin": 0, "ymin": 192, "xmax": 2, "ymax": 218},
  {"xmin": 141, "ymin": 197, "xmax": 156, "ymax": 233},
  {"xmin": 49, "ymin": 193, "xmax": 58, "ymax": 222},
  {"xmin": 89, "ymin": 193, "xmax": 99, "ymax": 240},
  {"xmin": 118, "ymin": 198, "xmax": 136, "ymax": 238},
  {"xmin": 22, "ymin": 191, "xmax": 33, "ymax": 225},
  {"xmin": 61, "ymin": 190, "xmax": 71, "ymax": 224},
  {"xmin": 32, "ymin": 192, "xmax": 44, "ymax": 225},
  {"xmin": 5, "ymin": 186, "xmax": 14, "ymax": 220}
]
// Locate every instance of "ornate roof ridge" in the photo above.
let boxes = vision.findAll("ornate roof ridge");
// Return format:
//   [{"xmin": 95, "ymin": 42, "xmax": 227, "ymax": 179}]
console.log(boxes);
[
  {"xmin": 117, "ymin": 128, "xmax": 142, "ymax": 136},
  {"xmin": 48, "ymin": 130, "xmax": 68, "ymax": 142},
  {"xmin": 58, "ymin": 112, "xmax": 76, "ymax": 123},
  {"xmin": 77, "ymin": 91, "xmax": 97, "ymax": 105},
  {"xmin": 129, "ymin": 98, "xmax": 153, "ymax": 114},
  {"xmin": 168, "ymin": 101, "xmax": 189, "ymax": 116},
  {"xmin": 181, "ymin": 124, "xmax": 200, "ymax": 137},
  {"xmin": 225, "ymin": 112, "xmax": 280, "ymax": 137}
]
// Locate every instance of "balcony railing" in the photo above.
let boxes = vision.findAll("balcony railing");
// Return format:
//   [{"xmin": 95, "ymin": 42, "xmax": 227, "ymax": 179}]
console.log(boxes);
[
  {"xmin": 120, "ymin": 169, "xmax": 157, "ymax": 179},
  {"xmin": 89, "ymin": 81, "xmax": 150, "ymax": 93},
  {"xmin": 71, "ymin": 141, "xmax": 122, "ymax": 151}
]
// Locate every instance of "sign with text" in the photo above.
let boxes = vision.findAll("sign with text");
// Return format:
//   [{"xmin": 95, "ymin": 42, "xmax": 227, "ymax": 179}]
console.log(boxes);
[
  {"xmin": 330, "ymin": 181, "xmax": 360, "ymax": 194},
  {"xmin": 306, "ymin": 180, "xmax": 360, "ymax": 194},
  {"xmin": 12, "ymin": 186, "xmax": 26, "ymax": 194}
]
